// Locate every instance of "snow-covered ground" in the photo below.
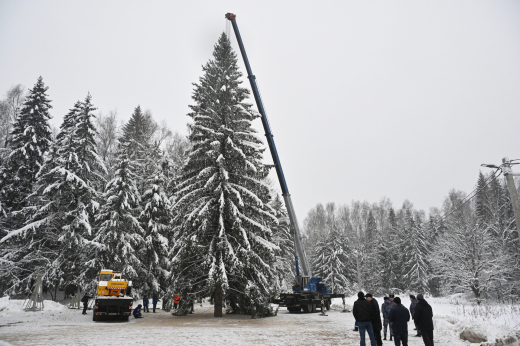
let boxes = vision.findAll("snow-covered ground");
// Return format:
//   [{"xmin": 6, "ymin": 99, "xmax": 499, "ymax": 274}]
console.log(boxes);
[{"xmin": 0, "ymin": 295, "xmax": 519, "ymax": 346}]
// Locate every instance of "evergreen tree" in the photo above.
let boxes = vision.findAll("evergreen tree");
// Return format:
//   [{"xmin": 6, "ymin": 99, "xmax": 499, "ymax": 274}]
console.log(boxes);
[
  {"xmin": 169, "ymin": 33, "xmax": 278, "ymax": 317},
  {"xmin": 90, "ymin": 152, "xmax": 144, "ymax": 289},
  {"xmin": 380, "ymin": 207, "xmax": 398, "ymax": 293},
  {"xmin": 0, "ymin": 77, "xmax": 52, "ymax": 212},
  {"xmin": 311, "ymin": 225, "xmax": 350, "ymax": 294},
  {"xmin": 120, "ymin": 105, "xmax": 160, "ymax": 194},
  {"xmin": 2, "ymin": 94, "xmax": 106, "ymax": 292},
  {"xmin": 475, "ymin": 172, "xmax": 491, "ymax": 223},
  {"xmin": 361, "ymin": 210, "xmax": 382, "ymax": 293},
  {"xmin": 270, "ymin": 194, "xmax": 296, "ymax": 292},
  {"xmin": 138, "ymin": 161, "xmax": 172, "ymax": 295},
  {"xmin": 403, "ymin": 216, "xmax": 430, "ymax": 293}
]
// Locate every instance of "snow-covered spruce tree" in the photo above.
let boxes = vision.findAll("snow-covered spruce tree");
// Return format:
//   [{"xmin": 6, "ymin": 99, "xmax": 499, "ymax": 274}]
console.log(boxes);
[
  {"xmin": 482, "ymin": 175, "xmax": 519, "ymax": 300},
  {"xmin": 0, "ymin": 94, "xmax": 105, "ymax": 295},
  {"xmin": 138, "ymin": 161, "xmax": 172, "ymax": 295},
  {"xmin": 169, "ymin": 33, "xmax": 278, "ymax": 317},
  {"xmin": 361, "ymin": 210, "xmax": 383, "ymax": 293},
  {"xmin": 270, "ymin": 193, "xmax": 296, "ymax": 292},
  {"xmin": 311, "ymin": 225, "xmax": 350, "ymax": 294},
  {"xmin": 379, "ymin": 207, "xmax": 399, "ymax": 293},
  {"xmin": 90, "ymin": 151, "xmax": 144, "ymax": 290},
  {"xmin": 402, "ymin": 216, "xmax": 430, "ymax": 293},
  {"xmin": 0, "ymin": 77, "xmax": 52, "ymax": 213},
  {"xmin": 120, "ymin": 105, "xmax": 161, "ymax": 194}
]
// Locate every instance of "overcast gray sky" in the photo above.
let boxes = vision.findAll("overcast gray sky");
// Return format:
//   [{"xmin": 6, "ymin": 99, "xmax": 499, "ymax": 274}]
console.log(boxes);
[{"xmin": 1, "ymin": 0, "xmax": 519, "ymax": 221}]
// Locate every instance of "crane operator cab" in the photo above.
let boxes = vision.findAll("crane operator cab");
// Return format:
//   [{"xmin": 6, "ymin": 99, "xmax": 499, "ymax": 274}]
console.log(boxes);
[{"xmin": 294, "ymin": 275, "xmax": 331, "ymax": 294}]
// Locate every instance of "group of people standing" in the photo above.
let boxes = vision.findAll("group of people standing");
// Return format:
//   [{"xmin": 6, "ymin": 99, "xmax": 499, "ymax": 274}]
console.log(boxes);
[
  {"xmin": 353, "ymin": 292, "xmax": 434, "ymax": 346},
  {"xmin": 133, "ymin": 294, "xmax": 160, "ymax": 318}
]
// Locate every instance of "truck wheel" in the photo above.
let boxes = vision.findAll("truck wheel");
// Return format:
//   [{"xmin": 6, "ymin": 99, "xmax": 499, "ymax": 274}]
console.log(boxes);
[
  {"xmin": 325, "ymin": 300, "xmax": 331, "ymax": 310},
  {"xmin": 120, "ymin": 315, "xmax": 129, "ymax": 321},
  {"xmin": 311, "ymin": 304, "xmax": 317, "ymax": 313},
  {"xmin": 93, "ymin": 313, "xmax": 98, "ymax": 321}
]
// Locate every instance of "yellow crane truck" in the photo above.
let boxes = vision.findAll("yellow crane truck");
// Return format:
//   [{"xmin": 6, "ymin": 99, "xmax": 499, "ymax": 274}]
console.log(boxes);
[{"xmin": 93, "ymin": 269, "xmax": 134, "ymax": 321}]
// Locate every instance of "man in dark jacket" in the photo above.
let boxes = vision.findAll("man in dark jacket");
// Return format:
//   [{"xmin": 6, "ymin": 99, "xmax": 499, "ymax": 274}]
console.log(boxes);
[
  {"xmin": 143, "ymin": 295, "xmax": 150, "ymax": 313},
  {"xmin": 366, "ymin": 293, "xmax": 383, "ymax": 346},
  {"xmin": 388, "ymin": 297, "xmax": 410, "ymax": 346},
  {"xmin": 413, "ymin": 294, "xmax": 434, "ymax": 346},
  {"xmin": 409, "ymin": 295, "xmax": 420, "ymax": 337},
  {"xmin": 133, "ymin": 304, "xmax": 143, "ymax": 318},
  {"xmin": 353, "ymin": 292, "xmax": 377, "ymax": 346},
  {"xmin": 382, "ymin": 295, "xmax": 395, "ymax": 340},
  {"xmin": 152, "ymin": 294, "xmax": 159, "ymax": 313},
  {"xmin": 81, "ymin": 293, "xmax": 91, "ymax": 315}
]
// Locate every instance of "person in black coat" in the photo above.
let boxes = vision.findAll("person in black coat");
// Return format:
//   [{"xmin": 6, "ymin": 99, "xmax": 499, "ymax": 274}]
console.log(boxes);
[
  {"xmin": 388, "ymin": 297, "xmax": 410, "ymax": 346},
  {"xmin": 366, "ymin": 293, "xmax": 383, "ymax": 346},
  {"xmin": 152, "ymin": 294, "xmax": 159, "ymax": 313},
  {"xmin": 413, "ymin": 294, "xmax": 434, "ymax": 346},
  {"xmin": 81, "ymin": 293, "xmax": 92, "ymax": 315},
  {"xmin": 353, "ymin": 292, "xmax": 377, "ymax": 346},
  {"xmin": 133, "ymin": 304, "xmax": 143, "ymax": 318},
  {"xmin": 143, "ymin": 295, "xmax": 150, "ymax": 313}
]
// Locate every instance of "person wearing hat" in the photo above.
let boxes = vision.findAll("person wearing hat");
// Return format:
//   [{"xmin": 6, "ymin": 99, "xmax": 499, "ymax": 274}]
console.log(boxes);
[
  {"xmin": 353, "ymin": 292, "xmax": 377, "ymax": 346},
  {"xmin": 409, "ymin": 295, "xmax": 420, "ymax": 337},
  {"xmin": 133, "ymin": 304, "xmax": 143, "ymax": 318},
  {"xmin": 365, "ymin": 293, "xmax": 383, "ymax": 346},
  {"xmin": 382, "ymin": 295, "xmax": 395, "ymax": 340},
  {"xmin": 413, "ymin": 294, "xmax": 434, "ymax": 346},
  {"xmin": 388, "ymin": 297, "xmax": 410, "ymax": 346}
]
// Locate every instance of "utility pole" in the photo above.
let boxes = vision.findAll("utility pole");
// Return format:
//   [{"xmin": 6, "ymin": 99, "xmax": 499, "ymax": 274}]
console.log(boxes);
[{"xmin": 501, "ymin": 157, "xmax": 520, "ymax": 239}]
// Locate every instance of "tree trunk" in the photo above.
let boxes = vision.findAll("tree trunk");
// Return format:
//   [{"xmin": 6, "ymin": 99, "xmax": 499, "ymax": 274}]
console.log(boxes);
[
  {"xmin": 214, "ymin": 283, "xmax": 223, "ymax": 317},
  {"xmin": 54, "ymin": 283, "xmax": 59, "ymax": 302}
]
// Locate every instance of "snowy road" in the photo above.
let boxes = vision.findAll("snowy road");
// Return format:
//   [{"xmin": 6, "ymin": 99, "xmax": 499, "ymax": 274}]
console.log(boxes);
[{"xmin": 0, "ymin": 302, "xmax": 457, "ymax": 346}]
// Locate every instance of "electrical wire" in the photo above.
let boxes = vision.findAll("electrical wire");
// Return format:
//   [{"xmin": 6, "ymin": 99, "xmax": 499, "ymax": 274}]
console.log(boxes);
[{"xmin": 435, "ymin": 168, "xmax": 502, "ymax": 226}]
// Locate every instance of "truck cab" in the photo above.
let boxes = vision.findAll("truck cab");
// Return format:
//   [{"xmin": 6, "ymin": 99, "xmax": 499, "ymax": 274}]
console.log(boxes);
[{"xmin": 93, "ymin": 269, "xmax": 133, "ymax": 321}]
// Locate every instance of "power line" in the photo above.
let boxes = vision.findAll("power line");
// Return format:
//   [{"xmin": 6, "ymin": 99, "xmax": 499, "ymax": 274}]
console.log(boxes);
[{"xmin": 435, "ymin": 169, "xmax": 502, "ymax": 226}]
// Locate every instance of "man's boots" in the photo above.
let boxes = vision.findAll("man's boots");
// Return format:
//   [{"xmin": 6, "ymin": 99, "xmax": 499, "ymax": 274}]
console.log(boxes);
[
  {"xmin": 383, "ymin": 334, "xmax": 387, "ymax": 340},
  {"xmin": 390, "ymin": 335, "xmax": 393, "ymax": 341}
]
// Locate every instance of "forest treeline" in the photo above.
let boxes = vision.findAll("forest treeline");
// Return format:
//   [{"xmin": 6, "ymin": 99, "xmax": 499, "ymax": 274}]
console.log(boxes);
[
  {"xmin": 303, "ymin": 176, "xmax": 520, "ymax": 303},
  {"xmin": 0, "ymin": 34, "xmax": 518, "ymax": 316}
]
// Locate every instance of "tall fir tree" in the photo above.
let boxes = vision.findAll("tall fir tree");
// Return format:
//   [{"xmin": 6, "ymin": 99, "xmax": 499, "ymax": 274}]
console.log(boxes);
[
  {"xmin": 311, "ymin": 225, "xmax": 350, "ymax": 294},
  {"xmin": 138, "ymin": 161, "xmax": 172, "ymax": 295},
  {"xmin": 90, "ymin": 152, "xmax": 144, "ymax": 290},
  {"xmin": 4, "ymin": 95, "xmax": 105, "ymax": 293},
  {"xmin": 270, "ymin": 194, "xmax": 296, "ymax": 292},
  {"xmin": 379, "ymin": 207, "xmax": 399, "ymax": 293},
  {"xmin": 169, "ymin": 33, "xmax": 278, "ymax": 317},
  {"xmin": 120, "ymin": 105, "xmax": 160, "ymax": 194},
  {"xmin": 0, "ymin": 76, "xmax": 52, "ymax": 213},
  {"xmin": 403, "ymin": 216, "xmax": 430, "ymax": 293}
]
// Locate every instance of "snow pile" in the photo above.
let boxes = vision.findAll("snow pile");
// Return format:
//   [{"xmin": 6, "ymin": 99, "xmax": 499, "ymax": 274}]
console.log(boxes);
[
  {"xmin": 0, "ymin": 297, "xmax": 66, "ymax": 314},
  {"xmin": 427, "ymin": 296, "xmax": 520, "ymax": 345},
  {"xmin": 0, "ymin": 296, "xmax": 24, "ymax": 313}
]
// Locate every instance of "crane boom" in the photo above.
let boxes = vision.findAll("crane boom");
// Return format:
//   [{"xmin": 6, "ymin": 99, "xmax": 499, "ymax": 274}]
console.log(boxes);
[{"xmin": 225, "ymin": 13, "xmax": 311, "ymax": 277}]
